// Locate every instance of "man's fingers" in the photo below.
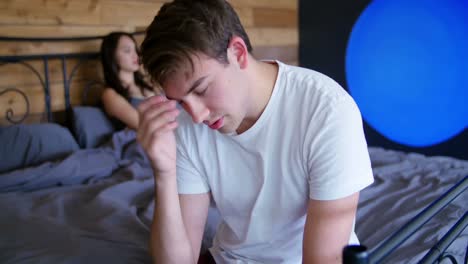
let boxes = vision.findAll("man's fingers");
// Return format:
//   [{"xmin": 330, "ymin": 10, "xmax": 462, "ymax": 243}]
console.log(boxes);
[
  {"xmin": 137, "ymin": 95, "xmax": 166, "ymax": 114},
  {"xmin": 137, "ymin": 106, "xmax": 180, "ymax": 147},
  {"xmin": 138, "ymin": 120, "xmax": 178, "ymax": 154},
  {"xmin": 142, "ymin": 108, "xmax": 179, "ymax": 137},
  {"xmin": 146, "ymin": 121, "xmax": 179, "ymax": 145},
  {"xmin": 139, "ymin": 100, "xmax": 177, "ymax": 125}
]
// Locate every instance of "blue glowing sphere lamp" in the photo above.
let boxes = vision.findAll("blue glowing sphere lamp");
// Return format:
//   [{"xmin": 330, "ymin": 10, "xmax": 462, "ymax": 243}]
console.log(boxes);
[{"xmin": 345, "ymin": 0, "xmax": 468, "ymax": 147}]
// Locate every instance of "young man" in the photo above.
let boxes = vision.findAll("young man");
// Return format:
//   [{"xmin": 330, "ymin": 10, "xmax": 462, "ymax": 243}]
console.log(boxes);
[{"xmin": 137, "ymin": 0, "xmax": 374, "ymax": 263}]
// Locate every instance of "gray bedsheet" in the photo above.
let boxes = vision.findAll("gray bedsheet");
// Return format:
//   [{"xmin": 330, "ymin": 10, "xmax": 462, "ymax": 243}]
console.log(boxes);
[
  {"xmin": 0, "ymin": 130, "xmax": 155, "ymax": 264},
  {"xmin": 0, "ymin": 131, "xmax": 467, "ymax": 264},
  {"xmin": 358, "ymin": 148, "xmax": 468, "ymax": 263}
]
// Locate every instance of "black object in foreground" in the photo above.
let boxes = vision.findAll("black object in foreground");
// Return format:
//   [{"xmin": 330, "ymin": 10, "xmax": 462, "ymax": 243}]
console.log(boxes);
[{"xmin": 343, "ymin": 245, "xmax": 369, "ymax": 264}]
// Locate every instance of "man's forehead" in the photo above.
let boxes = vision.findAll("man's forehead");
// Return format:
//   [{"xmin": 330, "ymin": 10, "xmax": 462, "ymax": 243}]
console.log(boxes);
[
  {"xmin": 171, "ymin": 57, "xmax": 208, "ymax": 84},
  {"xmin": 182, "ymin": 53, "xmax": 208, "ymax": 78},
  {"xmin": 172, "ymin": 57, "xmax": 199, "ymax": 82},
  {"xmin": 164, "ymin": 67, "xmax": 196, "ymax": 87},
  {"xmin": 161, "ymin": 70, "xmax": 200, "ymax": 99},
  {"xmin": 160, "ymin": 53, "xmax": 212, "ymax": 93}
]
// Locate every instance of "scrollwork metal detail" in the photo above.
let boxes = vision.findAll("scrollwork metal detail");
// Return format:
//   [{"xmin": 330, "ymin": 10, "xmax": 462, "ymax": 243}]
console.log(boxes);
[
  {"xmin": 0, "ymin": 60, "xmax": 48, "ymax": 122},
  {"xmin": 0, "ymin": 87, "xmax": 30, "ymax": 124}
]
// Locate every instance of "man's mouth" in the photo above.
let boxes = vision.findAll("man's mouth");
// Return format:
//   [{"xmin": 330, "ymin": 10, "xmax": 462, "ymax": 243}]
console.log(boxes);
[{"xmin": 206, "ymin": 117, "xmax": 224, "ymax": 130}]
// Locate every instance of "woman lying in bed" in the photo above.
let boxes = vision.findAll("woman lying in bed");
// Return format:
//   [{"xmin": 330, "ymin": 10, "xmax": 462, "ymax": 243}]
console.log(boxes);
[{"xmin": 100, "ymin": 32, "xmax": 156, "ymax": 130}]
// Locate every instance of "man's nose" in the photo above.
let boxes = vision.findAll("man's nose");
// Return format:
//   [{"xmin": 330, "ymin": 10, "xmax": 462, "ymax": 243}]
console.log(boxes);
[{"xmin": 184, "ymin": 99, "xmax": 209, "ymax": 124}]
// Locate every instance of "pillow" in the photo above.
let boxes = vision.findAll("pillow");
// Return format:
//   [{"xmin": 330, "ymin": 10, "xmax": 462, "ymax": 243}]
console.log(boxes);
[
  {"xmin": 70, "ymin": 106, "xmax": 117, "ymax": 149},
  {"xmin": 0, "ymin": 123, "xmax": 79, "ymax": 173}
]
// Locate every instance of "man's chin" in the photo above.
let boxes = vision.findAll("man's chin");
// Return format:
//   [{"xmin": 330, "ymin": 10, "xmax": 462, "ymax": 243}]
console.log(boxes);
[
  {"xmin": 218, "ymin": 124, "xmax": 236, "ymax": 135},
  {"xmin": 218, "ymin": 127, "xmax": 232, "ymax": 134}
]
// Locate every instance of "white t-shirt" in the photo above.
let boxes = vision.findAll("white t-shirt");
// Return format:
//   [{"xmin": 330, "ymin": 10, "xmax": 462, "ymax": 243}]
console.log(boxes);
[{"xmin": 175, "ymin": 61, "xmax": 374, "ymax": 263}]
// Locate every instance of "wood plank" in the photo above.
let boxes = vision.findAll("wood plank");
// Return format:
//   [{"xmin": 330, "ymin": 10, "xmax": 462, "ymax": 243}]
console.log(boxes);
[
  {"xmin": 0, "ymin": 25, "xmax": 135, "ymax": 38},
  {"xmin": 99, "ymin": 0, "xmax": 168, "ymax": 2},
  {"xmin": 0, "ymin": 0, "xmax": 101, "ymax": 26},
  {"xmin": 71, "ymin": 79, "xmax": 104, "ymax": 106},
  {"xmin": 0, "ymin": 90, "xmax": 30, "ymax": 119},
  {"xmin": 0, "ymin": 78, "xmax": 104, "ymax": 118},
  {"xmin": 135, "ymin": 28, "xmax": 298, "ymax": 47},
  {"xmin": 0, "ymin": 40, "xmax": 102, "ymax": 56},
  {"xmin": 134, "ymin": 7, "xmax": 254, "ymax": 30},
  {"xmin": 100, "ymin": 0, "xmax": 164, "ymax": 27},
  {"xmin": 234, "ymin": 7, "xmax": 254, "ymax": 27},
  {"xmin": 253, "ymin": 8, "xmax": 297, "ymax": 28},
  {"xmin": 247, "ymin": 27, "xmax": 298, "ymax": 46},
  {"xmin": 229, "ymin": 0, "xmax": 297, "ymax": 10},
  {"xmin": 0, "ymin": 32, "xmax": 146, "ymax": 56},
  {"xmin": 0, "ymin": 113, "xmax": 46, "ymax": 126},
  {"xmin": 0, "ymin": 59, "xmax": 102, "ymax": 87},
  {"xmin": 101, "ymin": 2, "xmax": 253, "ymax": 28},
  {"xmin": 253, "ymin": 45, "xmax": 298, "ymax": 62},
  {"xmin": 0, "ymin": 84, "xmax": 47, "ymax": 116}
]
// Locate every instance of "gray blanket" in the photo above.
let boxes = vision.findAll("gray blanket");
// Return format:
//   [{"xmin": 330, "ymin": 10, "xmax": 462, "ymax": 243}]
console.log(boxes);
[
  {"xmin": 0, "ymin": 131, "xmax": 154, "ymax": 264},
  {"xmin": 357, "ymin": 148, "xmax": 468, "ymax": 263},
  {"xmin": 0, "ymin": 131, "xmax": 467, "ymax": 263}
]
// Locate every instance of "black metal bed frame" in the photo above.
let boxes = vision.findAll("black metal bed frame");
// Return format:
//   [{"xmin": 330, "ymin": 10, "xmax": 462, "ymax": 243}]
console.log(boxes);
[
  {"xmin": 0, "ymin": 33, "xmax": 142, "ymax": 124},
  {"xmin": 1, "ymin": 34, "xmax": 467, "ymax": 264},
  {"xmin": 344, "ymin": 175, "xmax": 467, "ymax": 264}
]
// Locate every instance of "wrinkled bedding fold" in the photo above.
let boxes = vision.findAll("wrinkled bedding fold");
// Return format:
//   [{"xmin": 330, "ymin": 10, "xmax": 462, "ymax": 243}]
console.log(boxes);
[{"xmin": 1, "ymin": 132, "xmax": 467, "ymax": 263}]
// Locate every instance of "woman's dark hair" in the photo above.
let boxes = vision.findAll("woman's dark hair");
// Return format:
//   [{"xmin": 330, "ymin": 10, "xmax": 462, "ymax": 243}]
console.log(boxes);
[
  {"xmin": 100, "ymin": 31, "xmax": 152, "ymax": 97},
  {"xmin": 141, "ymin": 0, "xmax": 253, "ymax": 86}
]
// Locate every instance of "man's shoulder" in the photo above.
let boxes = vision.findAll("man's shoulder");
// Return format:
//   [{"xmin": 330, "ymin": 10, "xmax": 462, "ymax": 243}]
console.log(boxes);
[
  {"xmin": 280, "ymin": 62, "xmax": 345, "ymax": 94},
  {"xmin": 278, "ymin": 62, "xmax": 350, "ymax": 107},
  {"xmin": 280, "ymin": 62, "xmax": 329, "ymax": 80}
]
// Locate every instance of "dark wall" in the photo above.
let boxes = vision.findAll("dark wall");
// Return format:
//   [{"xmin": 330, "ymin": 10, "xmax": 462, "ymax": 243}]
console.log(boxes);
[{"xmin": 299, "ymin": 0, "xmax": 468, "ymax": 160}]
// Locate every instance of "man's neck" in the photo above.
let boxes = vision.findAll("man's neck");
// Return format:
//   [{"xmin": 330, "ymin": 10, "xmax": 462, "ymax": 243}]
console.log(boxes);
[{"xmin": 237, "ymin": 58, "xmax": 278, "ymax": 134}]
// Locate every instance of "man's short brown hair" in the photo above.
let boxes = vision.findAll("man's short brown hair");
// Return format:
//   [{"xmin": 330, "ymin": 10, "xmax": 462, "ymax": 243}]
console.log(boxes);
[{"xmin": 140, "ymin": 0, "xmax": 253, "ymax": 86}]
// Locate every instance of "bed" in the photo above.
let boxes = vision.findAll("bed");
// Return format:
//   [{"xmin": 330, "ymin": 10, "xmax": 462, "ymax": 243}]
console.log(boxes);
[{"xmin": 1, "ymin": 34, "xmax": 467, "ymax": 264}]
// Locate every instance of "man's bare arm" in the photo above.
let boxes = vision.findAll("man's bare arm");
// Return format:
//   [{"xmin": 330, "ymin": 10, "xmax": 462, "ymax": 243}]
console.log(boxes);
[
  {"xmin": 302, "ymin": 192, "xmax": 360, "ymax": 264},
  {"xmin": 137, "ymin": 96, "xmax": 210, "ymax": 263},
  {"xmin": 180, "ymin": 193, "xmax": 211, "ymax": 262},
  {"xmin": 149, "ymin": 177, "xmax": 210, "ymax": 264}
]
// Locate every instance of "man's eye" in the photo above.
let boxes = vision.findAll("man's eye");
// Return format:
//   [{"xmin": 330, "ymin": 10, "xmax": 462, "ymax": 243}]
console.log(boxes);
[{"xmin": 196, "ymin": 87, "xmax": 208, "ymax": 96}]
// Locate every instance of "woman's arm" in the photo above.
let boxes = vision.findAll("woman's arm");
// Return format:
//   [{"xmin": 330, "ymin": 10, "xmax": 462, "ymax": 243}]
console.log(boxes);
[
  {"xmin": 302, "ymin": 192, "xmax": 360, "ymax": 264},
  {"xmin": 101, "ymin": 88, "xmax": 139, "ymax": 130}
]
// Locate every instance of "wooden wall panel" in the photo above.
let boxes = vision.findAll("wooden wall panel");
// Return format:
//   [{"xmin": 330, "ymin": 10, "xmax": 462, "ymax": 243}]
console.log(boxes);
[
  {"xmin": 253, "ymin": 45, "xmax": 298, "ymax": 65},
  {"xmin": 0, "ymin": 0, "xmax": 101, "ymax": 25},
  {"xmin": 100, "ymin": 1, "xmax": 164, "ymax": 28},
  {"xmin": 0, "ymin": 40, "xmax": 102, "ymax": 56},
  {"xmin": 253, "ymin": 8, "xmax": 297, "ymax": 28},
  {"xmin": 0, "ymin": 0, "xmax": 298, "ymax": 123},
  {"xmin": 0, "ymin": 59, "xmax": 102, "ymax": 87},
  {"xmin": 230, "ymin": 0, "xmax": 297, "ymax": 9},
  {"xmin": 0, "ymin": 25, "xmax": 132, "ymax": 38},
  {"xmin": 247, "ymin": 27, "xmax": 298, "ymax": 46},
  {"xmin": 0, "ymin": 61, "xmax": 59, "ymax": 87}
]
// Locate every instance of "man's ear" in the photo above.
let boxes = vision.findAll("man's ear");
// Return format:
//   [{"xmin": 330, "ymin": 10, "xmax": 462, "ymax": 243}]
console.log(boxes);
[{"xmin": 228, "ymin": 36, "xmax": 248, "ymax": 69}]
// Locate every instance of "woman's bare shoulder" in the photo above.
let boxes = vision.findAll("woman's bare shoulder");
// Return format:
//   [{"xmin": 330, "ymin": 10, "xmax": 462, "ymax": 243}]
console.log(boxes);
[
  {"xmin": 101, "ymin": 88, "xmax": 129, "ymax": 108},
  {"xmin": 102, "ymin": 87, "xmax": 117, "ymax": 96},
  {"xmin": 101, "ymin": 87, "xmax": 122, "ymax": 100}
]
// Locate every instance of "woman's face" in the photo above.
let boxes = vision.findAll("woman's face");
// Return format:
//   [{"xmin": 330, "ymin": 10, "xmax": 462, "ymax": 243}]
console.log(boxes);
[{"xmin": 115, "ymin": 35, "xmax": 140, "ymax": 73}]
